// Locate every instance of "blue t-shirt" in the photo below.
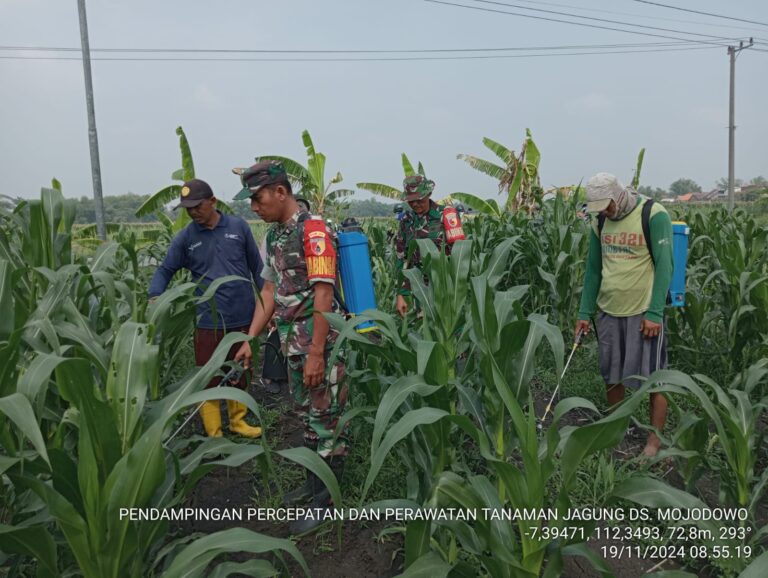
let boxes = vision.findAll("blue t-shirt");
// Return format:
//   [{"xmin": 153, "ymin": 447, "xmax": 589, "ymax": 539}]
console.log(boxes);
[{"xmin": 148, "ymin": 213, "xmax": 264, "ymax": 329}]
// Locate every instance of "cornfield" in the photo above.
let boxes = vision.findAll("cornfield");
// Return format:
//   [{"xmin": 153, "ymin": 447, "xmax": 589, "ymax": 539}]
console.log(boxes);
[{"xmin": 1, "ymin": 176, "xmax": 767, "ymax": 576}]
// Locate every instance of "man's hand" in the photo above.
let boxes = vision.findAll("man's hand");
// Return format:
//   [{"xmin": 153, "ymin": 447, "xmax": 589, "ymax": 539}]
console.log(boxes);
[
  {"xmin": 396, "ymin": 294, "xmax": 408, "ymax": 318},
  {"xmin": 234, "ymin": 341, "xmax": 253, "ymax": 370},
  {"xmin": 640, "ymin": 319, "xmax": 661, "ymax": 339},
  {"xmin": 304, "ymin": 351, "xmax": 325, "ymax": 387},
  {"xmin": 148, "ymin": 296, "xmax": 158, "ymax": 305},
  {"xmin": 575, "ymin": 319, "xmax": 591, "ymax": 339}
]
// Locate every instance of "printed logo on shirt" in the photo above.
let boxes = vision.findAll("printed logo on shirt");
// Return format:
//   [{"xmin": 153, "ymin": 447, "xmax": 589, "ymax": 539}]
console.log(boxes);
[
  {"xmin": 224, "ymin": 233, "xmax": 240, "ymax": 240},
  {"xmin": 188, "ymin": 241, "xmax": 202, "ymax": 253}
]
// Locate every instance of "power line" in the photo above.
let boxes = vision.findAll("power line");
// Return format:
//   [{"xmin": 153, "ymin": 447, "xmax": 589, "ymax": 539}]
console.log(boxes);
[
  {"xmin": 0, "ymin": 45, "xmax": 721, "ymax": 63},
  {"xmin": 423, "ymin": 0, "xmax": 738, "ymax": 46},
  {"xmin": 498, "ymin": 0, "xmax": 768, "ymax": 33},
  {"xmin": 0, "ymin": 40, "xmax": 711, "ymax": 54},
  {"xmin": 628, "ymin": 0, "xmax": 768, "ymax": 28},
  {"xmin": 461, "ymin": 0, "xmax": 740, "ymax": 42}
]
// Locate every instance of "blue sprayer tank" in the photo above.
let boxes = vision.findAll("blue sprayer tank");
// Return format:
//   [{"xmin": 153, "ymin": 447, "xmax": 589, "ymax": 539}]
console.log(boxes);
[
  {"xmin": 669, "ymin": 221, "xmax": 689, "ymax": 307},
  {"xmin": 337, "ymin": 229, "xmax": 377, "ymax": 332}
]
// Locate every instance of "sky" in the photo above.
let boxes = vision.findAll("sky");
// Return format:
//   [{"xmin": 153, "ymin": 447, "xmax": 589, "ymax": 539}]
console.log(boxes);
[{"xmin": 1, "ymin": 0, "xmax": 767, "ymax": 204}]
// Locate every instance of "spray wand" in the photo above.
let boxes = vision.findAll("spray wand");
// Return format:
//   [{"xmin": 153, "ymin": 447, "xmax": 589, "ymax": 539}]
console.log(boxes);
[
  {"xmin": 537, "ymin": 328, "xmax": 584, "ymax": 430},
  {"xmin": 163, "ymin": 365, "xmax": 243, "ymax": 448}
]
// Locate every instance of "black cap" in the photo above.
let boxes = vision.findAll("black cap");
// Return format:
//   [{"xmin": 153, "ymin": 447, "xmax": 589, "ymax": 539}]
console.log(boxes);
[
  {"xmin": 233, "ymin": 160, "xmax": 288, "ymax": 200},
  {"xmin": 174, "ymin": 179, "xmax": 214, "ymax": 209}
]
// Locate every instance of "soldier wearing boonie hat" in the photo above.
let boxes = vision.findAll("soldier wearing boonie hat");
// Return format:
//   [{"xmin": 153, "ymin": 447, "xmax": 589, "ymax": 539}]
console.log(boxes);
[
  {"xmin": 575, "ymin": 172, "xmax": 674, "ymax": 458},
  {"xmin": 394, "ymin": 175, "xmax": 465, "ymax": 317},
  {"xmin": 232, "ymin": 158, "xmax": 348, "ymax": 535},
  {"xmin": 148, "ymin": 178, "xmax": 265, "ymax": 439}
]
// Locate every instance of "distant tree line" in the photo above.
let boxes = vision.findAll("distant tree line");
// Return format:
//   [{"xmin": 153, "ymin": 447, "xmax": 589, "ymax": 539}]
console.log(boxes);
[
  {"xmin": 637, "ymin": 175, "xmax": 767, "ymax": 201},
  {"xmin": 68, "ymin": 193, "xmax": 399, "ymax": 223}
]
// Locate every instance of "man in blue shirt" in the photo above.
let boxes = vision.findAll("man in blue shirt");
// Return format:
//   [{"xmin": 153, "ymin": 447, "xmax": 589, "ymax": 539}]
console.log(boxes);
[{"xmin": 148, "ymin": 178, "xmax": 264, "ymax": 438}]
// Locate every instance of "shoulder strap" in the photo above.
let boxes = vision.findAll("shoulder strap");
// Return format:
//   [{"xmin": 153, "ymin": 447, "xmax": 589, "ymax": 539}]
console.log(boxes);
[
  {"xmin": 641, "ymin": 199, "xmax": 655, "ymax": 267},
  {"xmin": 597, "ymin": 213, "xmax": 606, "ymax": 234}
]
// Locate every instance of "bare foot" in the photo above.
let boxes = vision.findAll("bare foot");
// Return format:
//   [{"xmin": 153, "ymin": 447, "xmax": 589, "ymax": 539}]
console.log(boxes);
[{"xmin": 641, "ymin": 434, "xmax": 662, "ymax": 458}]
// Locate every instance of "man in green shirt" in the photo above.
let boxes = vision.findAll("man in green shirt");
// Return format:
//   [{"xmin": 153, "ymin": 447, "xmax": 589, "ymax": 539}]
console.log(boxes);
[{"xmin": 575, "ymin": 173, "xmax": 673, "ymax": 457}]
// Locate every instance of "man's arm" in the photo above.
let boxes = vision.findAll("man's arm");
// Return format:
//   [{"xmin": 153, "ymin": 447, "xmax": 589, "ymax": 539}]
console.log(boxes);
[
  {"xmin": 304, "ymin": 281, "xmax": 333, "ymax": 387},
  {"xmin": 577, "ymin": 228, "xmax": 603, "ymax": 321},
  {"xmin": 234, "ymin": 280, "xmax": 276, "ymax": 369},
  {"xmin": 148, "ymin": 231, "xmax": 186, "ymax": 298},
  {"xmin": 645, "ymin": 211, "xmax": 674, "ymax": 323}
]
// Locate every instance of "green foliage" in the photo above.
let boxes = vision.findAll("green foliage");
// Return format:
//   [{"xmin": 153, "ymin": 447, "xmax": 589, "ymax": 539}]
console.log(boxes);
[
  {"xmin": 669, "ymin": 177, "xmax": 702, "ymax": 197},
  {"xmin": 258, "ymin": 129, "xmax": 353, "ymax": 215},
  {"xmin": 631, "ymin": 148, "xmax": 645, "ymax": 189},
  {"xmin": 356, "ymin": 153, "xmax": 426, "ymax": 201},
  {"xmin": 458, "ymin": 129, "xmax": 542, "ymax": 213},
  {"xmin": 0, "ymin": 188, "xmax": 304, "ymax": 577}
]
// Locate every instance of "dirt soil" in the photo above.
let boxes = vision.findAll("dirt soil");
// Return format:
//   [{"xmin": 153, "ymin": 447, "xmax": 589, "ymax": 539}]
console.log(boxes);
[{"xmin": 170, "ymin": 380, "xmax": 403, "ymax": 578}]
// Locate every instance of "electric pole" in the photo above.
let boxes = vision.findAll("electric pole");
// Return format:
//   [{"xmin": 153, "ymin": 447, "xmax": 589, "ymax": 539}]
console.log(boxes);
[
  {"xmin": 77, "ymin": 0, "xmax": 106, "ymax": 240},
  {"xmin": 727, "ymin": 38, "xmax": 753, "ymax": 213}
]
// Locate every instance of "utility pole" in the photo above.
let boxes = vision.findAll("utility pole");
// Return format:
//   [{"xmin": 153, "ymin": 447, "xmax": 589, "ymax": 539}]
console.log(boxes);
[
  {"xmin": 77, "ymin": 0, "xmax": 106, "ymax": 240},
  {"xmin": 727, "ymin": 38, "xmax": 753, "ymax": 213}
]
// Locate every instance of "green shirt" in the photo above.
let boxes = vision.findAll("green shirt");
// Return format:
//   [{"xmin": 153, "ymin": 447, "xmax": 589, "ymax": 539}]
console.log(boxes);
[{"xmin": 578, "ymin": 198, "xmax": 673, "ymax": 323}]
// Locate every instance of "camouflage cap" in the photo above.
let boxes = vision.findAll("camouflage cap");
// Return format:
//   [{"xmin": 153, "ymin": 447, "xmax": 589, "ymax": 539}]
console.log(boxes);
[
  {"xmin": 402, "ymin": 175, "xmax": 435, "ymax": 202},
  {"xmin": 232, "ymin": 160, "xmax": 288, "ymax": 200}
]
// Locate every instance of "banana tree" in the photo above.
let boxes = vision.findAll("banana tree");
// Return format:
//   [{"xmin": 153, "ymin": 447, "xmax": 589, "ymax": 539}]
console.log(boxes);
[
  {"xmin": 458, "ymin": 129, "xmax": 542, "ymax": 213},
  {"xmin": 135, "ymin": 127, "xmax": 232, "ymax": 233},
  {"xmin": 257, "ymin": 129, "xmax": 354, "ymax": 215},
  {"xmin": 356, "ymin": 153, "xmax": 426, "ymax": 201}
]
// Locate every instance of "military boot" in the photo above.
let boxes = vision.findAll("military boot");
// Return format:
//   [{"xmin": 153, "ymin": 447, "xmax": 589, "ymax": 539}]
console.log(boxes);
[
  {"xmin": 289, "ymin": 457, "xmax": 345, "ymax": 535},
  {"xmin": 282, "ymin": 472, "xmax": 316, "ymax": 506}
]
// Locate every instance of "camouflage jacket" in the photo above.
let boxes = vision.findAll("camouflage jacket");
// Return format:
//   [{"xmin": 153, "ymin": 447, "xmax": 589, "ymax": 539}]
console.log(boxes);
[
  {"xmin": 394, "ymin": 202, "xmax": 454, "ymax": 296},
  {"xmin": 261, "ymin": 209, "xmax": 339, "ymax": 355}
]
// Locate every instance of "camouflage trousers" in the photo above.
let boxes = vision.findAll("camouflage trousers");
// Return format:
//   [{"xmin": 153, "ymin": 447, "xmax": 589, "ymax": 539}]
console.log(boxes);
[{"xmin": 287, "ymin": 350, "xmax": 348, "ymax": 458}]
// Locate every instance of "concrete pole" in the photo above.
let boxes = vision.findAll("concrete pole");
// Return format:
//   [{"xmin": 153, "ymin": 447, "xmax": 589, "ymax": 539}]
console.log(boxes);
[
  {"xmin": 727, "ymin": 39, "xmax": 753, "ymax": 214},
  {"xmin": 727, "ymin": 45, "xmax": 736, "ymax": 213},
  {"xmin": 77, "ymin": 0, "xmax": 106, "ymax": 240}
]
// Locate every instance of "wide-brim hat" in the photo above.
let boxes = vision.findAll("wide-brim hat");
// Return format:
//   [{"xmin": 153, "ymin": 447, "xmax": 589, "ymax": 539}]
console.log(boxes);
[{"xmin": 401, "ymin": 175, "xmax": 435, "ymax": 202}]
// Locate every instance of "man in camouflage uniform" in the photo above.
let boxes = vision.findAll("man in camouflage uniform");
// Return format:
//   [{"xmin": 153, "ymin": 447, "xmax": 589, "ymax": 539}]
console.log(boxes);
[
  {"xmin": 232, "ymin": 160, "xmax": 346, "ymax": 534},
  {"xmin": 394, "ymin": 175, "xmax": 465, "ymax": 317}
]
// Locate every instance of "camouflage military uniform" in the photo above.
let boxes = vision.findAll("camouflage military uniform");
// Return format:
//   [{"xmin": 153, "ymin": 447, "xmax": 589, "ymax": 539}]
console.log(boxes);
[
  {"xmin": 394, "ymin": 201, "xmax": 453, "ymax": 296},
  {"xmin": 261, "ymin": 208, "xmax": 348, "ymax": 457}
]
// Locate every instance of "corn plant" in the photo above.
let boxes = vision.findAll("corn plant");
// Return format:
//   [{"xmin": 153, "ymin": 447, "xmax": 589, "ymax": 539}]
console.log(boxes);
[
  {"xmin": 668, "ymin": 207, "xmax": 768, "ymax": 379},
  {"xmin": 613, "ymin": 366, "xmax": 768, "ymax": 576},
  {"xmin": 330, "ymin": 237, "xmax": 647, "ymax": 576},
  {"xmin": 0, "ymin": 187, "xmax": 313, "ymax": 576}
]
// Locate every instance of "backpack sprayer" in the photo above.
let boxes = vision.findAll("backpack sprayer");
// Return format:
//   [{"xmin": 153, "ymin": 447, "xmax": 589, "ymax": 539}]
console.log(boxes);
[
  {"xmin": 537, "ymin": 328, "xmax": 584, "ymax": 432},
  {"xmin": 163, "ymin": 364, "xmax": 244, "ymax": 448}
]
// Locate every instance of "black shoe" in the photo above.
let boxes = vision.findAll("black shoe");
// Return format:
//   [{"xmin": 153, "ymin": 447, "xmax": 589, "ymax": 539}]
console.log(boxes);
[
  {"xmin": 289, "ymin": 457, "xmax": 344, "ymax": 535},
  {"xmin": 282, "ymin": 473, "xmax": 315, "ymax": 506},
  {"xmin": 261, "ymin": 378, "xmax": 283, "ymax": 395}
]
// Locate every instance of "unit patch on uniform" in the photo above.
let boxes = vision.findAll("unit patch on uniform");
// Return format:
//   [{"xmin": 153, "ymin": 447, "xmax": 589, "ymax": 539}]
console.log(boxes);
[
  {"xmin": 303, "ymin": 218, "xmax": 336, "ymax": 280},
  {"xmin": 442, "ymin": 207, "xmax": 466, "ymax": 243}
]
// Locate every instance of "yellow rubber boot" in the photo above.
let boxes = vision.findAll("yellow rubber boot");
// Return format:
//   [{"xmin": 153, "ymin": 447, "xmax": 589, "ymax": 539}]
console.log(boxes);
[
  {"xmin": 199, "ymin": 400, "xmax": 223, "ymax": 437},
  {"xmin": 227, "ymin": 400, "xmax": 262, "ymax": 438}
]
